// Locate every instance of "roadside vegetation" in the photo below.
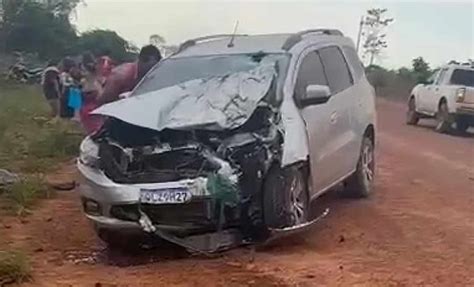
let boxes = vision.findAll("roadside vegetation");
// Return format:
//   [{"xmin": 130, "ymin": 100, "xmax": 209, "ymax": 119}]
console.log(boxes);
[
  {"xmin": 365, "ymin": 57, "xmax": 433, "ymax": 101},
  {"xmin": 0, "ymin": 81, "xmax": 82, "ymax": 284},
  {"xmin": 0, "ymin": 81, "xmax": 82, "ymax": 214},
  {"xmin": 0, "ymin": 250, "xmax": 30, "ymax": 285}
]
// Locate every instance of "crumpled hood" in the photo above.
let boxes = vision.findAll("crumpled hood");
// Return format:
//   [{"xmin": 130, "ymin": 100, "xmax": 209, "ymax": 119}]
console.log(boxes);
[{"xmin": 93, "ymin": 64, "xmax": 276, "ymax": 131}]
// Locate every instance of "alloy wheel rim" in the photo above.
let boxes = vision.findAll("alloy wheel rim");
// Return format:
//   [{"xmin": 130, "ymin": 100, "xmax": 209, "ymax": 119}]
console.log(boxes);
[
  {"xmin": 362, "ymin": 144, "xmax": 375, "ymax": 184},
  {"xmin": 289, "ymin": 174, "xmax": 306, "ymax": 225}
]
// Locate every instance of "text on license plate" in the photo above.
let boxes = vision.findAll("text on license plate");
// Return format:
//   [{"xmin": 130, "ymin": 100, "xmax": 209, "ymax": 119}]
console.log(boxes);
[{"xmin": 140, "ymin": 188, "xmax": 192, "ymax": 204}]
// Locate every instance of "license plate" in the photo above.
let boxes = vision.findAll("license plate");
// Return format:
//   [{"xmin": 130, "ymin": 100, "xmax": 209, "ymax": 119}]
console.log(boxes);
[{"xmin": 140, "ymin": 188, "xmax": 192, "ymax": 204}]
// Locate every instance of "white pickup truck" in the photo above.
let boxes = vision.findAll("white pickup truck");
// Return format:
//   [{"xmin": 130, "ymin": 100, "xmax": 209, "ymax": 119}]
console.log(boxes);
[{"xmin": 407, "ymin": 64, "xmax": 474, "ymax": 133}]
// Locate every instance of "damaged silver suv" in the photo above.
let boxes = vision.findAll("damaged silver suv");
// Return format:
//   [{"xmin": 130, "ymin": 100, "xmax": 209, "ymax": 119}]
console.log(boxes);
[{"xmin": 78, "ymin": 29, "xmax": 376, "ymax": 252}]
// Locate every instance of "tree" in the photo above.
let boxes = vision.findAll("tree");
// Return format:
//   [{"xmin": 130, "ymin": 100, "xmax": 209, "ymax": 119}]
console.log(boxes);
[
  {"xmin": 412, "ymin": 57, "xmax": 431, "ymax": 83},
  {"xmin": 77, "ymin": 30, "xmax": 136, "ymax": 62},
  {"xmin": 1, "ymin": 0, "xmax": 77, "ymax": 59},
  {"xmin": 0, "ymin": 0, "xmax": 81, "ymax": 58},
  {"xmin": 360, "ymin": 8, "xmax": 394, "ymax": 66}
]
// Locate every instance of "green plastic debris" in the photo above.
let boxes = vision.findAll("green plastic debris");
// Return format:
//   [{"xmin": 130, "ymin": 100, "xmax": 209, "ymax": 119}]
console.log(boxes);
[{"xmin": 206, "ymin": 173, "xmax": 239, "ymax": 207}]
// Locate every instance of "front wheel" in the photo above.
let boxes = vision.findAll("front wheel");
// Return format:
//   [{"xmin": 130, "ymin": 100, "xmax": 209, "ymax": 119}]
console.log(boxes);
[
  {"xmin": 263, "ymin": 165, "xmax": 309, "ymax": 229},
  {"xmin": 343, "ymin": 137, "xmax": 375, "ymax": 198},
  {"xmin": 406, "ymin": 97, "xmax": 420, "ymax": 125}
]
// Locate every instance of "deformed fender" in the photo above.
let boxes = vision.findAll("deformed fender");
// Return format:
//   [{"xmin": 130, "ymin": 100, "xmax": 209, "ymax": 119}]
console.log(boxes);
[{"xmin": 280, "ymin": 95, "xmax": 310, "ymax": 167}]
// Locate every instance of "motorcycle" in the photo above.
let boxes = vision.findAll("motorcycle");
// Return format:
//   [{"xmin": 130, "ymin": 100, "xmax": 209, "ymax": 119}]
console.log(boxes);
[{"xmin": 5, "ymin": 63, "xmax": 44, "ymax": 84}]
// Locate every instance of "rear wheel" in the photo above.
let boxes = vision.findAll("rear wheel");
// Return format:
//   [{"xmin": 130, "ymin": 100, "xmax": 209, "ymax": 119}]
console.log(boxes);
[
  {"xmin": 344, "ymin": 137, "xmax": 375, "ymax": 198},
  {"xmin": 263, "ymin": 165, "xmax": 309, "ymax": 229},
  {"xmin": 406, "ymin": 97, "xmax": 420, "ymax": 125},
  {"xmin": 435, "ymin": 101, "xmax": 452, "ymax": 133}
]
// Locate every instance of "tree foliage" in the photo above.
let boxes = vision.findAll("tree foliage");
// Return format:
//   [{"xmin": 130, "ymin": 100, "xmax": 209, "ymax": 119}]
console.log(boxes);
[
  {"xmin": 0, "ymin": 0, "xmax": 137, "ymax": 63},
  {"xmin": 411, "ymin": 57, "xmax": 431, "ymax": 83},
  {"xmin": 361, "ymin": 8, "xmax": 394, "ymax": 66},
  {"xmin": 365, "ymin": 56, "xmax": 434, "ymax": 100},
  {"xmin": 77, "ymin": 30, "xmax": 137, "ymax": 62},
  {"xmin": 0, "ymin": 0, "xmax": 79, "ymax": 59}
]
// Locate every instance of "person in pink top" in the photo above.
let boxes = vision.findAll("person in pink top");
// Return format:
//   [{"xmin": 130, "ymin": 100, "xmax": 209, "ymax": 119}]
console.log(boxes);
[
  {"xmin": 79, "ymin": 46, "xmax": 161, "ymax": 134},
  {"xmin": 99, "ymin": 45, "xmax": 162, "ymax": 105}
]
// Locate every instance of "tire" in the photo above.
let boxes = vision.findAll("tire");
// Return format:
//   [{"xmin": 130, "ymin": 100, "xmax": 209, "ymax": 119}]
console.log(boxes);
[
  {"xmin": 435, "ymin": 101, "xmax": 452, "ymax": 133},
  {"xmin": 263, "ymin": 164, "xmax": 309, "ymax": 229},
  {"xmin": 344, "ymin": 137, "xmax": 375, "ymax": 198},
  {"xmin": 456, "ymin": 118, "xmax": 469, "ymax": 133},
  {"xmin": 406, "ymin": 97, "xmax": 420, "ymax": 125}
]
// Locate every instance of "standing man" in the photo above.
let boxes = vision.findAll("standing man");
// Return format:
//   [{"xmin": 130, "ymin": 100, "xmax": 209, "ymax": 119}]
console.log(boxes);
[
  {"xmin": 41, "ymin": 62, "xmax": 61, "ymax": 118},
  {"xmin": 99, "ymin": 45, "xmax": 162, "ymax": 105}
]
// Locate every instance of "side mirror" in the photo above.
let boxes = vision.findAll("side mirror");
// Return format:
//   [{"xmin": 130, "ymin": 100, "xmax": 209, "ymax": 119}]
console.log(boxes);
[
  {"xmin": 421, "ymin": 79, "xmax": 433, "ymax": 85},
  {"xmin": 299, "ymin": 85, "xmax": 331, "ymax": 107}
]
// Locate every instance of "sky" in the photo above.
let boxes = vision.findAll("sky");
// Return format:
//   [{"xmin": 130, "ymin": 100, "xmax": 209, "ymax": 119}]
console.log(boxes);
[{"xmin": 74, "ymin": 0, "xmax": 474, "ymax": 69}]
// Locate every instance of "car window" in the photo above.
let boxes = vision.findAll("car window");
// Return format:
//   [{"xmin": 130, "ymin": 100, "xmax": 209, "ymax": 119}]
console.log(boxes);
[
  {"xmin": 427, "ymin": 70, "xmax": 439, "ymax": 84},
  {"xmin": 342, "ymin": 46, "xmax": 364, "ymax": 80},
  {"xmin": 294, "ymin": 51, "xmax": 328, "ymax": 99},
  {"xmin": 436, "ymin": 69, "xmax": 448, "ymax": 85},
  {"xmin": 450, "ymin": 69, "xmax": 474, "ymax": 87},
  {"xmin": 319, "ymin": 46, "xmax": 353, "ymax": 93}
]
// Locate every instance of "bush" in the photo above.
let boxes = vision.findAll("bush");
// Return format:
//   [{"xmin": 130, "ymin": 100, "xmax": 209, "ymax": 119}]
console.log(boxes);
[{"xmin": 0, "ymin": 250, "xmax": 30, "ymax": 285}]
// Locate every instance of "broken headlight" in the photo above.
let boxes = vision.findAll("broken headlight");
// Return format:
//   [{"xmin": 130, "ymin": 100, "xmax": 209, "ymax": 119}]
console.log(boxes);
[{"xmin": 79, "ymin": 136, "xmax": 99, "ymax": 168}]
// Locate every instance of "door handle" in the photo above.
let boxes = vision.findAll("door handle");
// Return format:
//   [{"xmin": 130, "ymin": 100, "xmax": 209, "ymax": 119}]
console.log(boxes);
[{"xmin": 330, "ymin": 112, "xmax": 337, "ymax": 124}]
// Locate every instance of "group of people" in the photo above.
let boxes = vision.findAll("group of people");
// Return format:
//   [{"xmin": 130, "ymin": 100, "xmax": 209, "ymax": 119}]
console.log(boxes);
[{"xmin": 41, "ymin": 45, "xmax": 162, "ymax": 134}]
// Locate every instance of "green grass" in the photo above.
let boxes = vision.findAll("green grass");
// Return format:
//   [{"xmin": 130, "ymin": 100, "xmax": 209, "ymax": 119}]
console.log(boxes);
[
  {"xmin": 0, "ymin": 81, "xmax": 83, "ymax": 173},
  {"xmin": 0, "ymin": 175, "xmax": 52, "ymax": 216},
  {"xmin": 0, "ymin": 81, "xmax": 82, "ymax": 213},
  {"xmin": 0, "ymin": 250, "xmax": 30, "ymax": 285}
]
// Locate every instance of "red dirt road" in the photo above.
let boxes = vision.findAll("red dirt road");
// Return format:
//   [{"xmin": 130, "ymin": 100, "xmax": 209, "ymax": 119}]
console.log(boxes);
[{"xmin": 2, "ymin": 99, "xmax": 473, "ymax": 286}]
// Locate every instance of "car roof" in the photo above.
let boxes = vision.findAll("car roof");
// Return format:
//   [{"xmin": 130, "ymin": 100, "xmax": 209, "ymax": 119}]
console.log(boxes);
[
  {"xmin": 440, "ymin": 64, "xmax": 474, "ymax": 71},
  {"xmin": 172, "ymin": 34, "xmax": 292, "ymax": 58},
  {"xmin": 171, "ymin": 29, "xmax": 351, "ymax": 58}
]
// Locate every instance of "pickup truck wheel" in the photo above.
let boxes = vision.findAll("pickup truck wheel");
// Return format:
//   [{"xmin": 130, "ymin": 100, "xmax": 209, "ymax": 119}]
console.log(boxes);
[
  {"xmin": 406, "ymin": 97, "xmax": 420, "ymax": 125},
  {"xmin": 263, "ymin": 165, "xmax": 309, "ymax": 229},
  {"xmin": 456, "ymin": 118, "xmax": 469, "ymax": 133},
  {"xmin": 343, "ymin": 137, "xmax": 375, "ymax": 198},
  {"xmin": 435, "ymin": 102, "xmax": 452, "ymax": 133}
]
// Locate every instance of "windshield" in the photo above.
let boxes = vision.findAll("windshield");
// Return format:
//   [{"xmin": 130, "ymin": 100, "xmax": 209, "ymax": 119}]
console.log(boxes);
[
  {"xmin": 133, "ymin": 53, "xmax": 289, "ymax": 96},
  {"xmin": 450, "ymin": 69, "xmax": 474, "ymax": 87}
]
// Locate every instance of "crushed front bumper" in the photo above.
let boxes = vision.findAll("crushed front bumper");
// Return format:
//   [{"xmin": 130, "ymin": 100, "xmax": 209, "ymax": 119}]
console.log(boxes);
[{"xmin": 77, "ymin": 161, "xmax": 224, "ymax": 234}]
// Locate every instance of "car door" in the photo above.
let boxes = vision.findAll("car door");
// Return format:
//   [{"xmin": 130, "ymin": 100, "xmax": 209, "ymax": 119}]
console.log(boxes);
[
  {"xmin": 418, "ymin": 70, "xmax": 440, "ymax": 113},
  {"xmin": 427, "ymin": 68, "xmax": 448, "ymax": 113},
  {"xmin": 295, "ymin": 46, "xmax": 353, "ymax": 197},
  {"xmin": 317, "ymin": 46, "xmax": 356, "ymax": 186}
]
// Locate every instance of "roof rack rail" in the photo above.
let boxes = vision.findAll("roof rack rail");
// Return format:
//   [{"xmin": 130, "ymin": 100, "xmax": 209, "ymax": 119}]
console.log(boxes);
[
  {"xmin": 282, "ymin": 29, "xmax": 344, "ymax": 51},
  {"xmin": 177, "ymin": 34, "xmax": 249, "ymax": 53}
]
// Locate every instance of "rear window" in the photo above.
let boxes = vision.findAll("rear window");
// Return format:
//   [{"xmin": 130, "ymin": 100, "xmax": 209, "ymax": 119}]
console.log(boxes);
[
  {"xmin": 450, "ymin": 69, "xmax": 474, "ymax": 87},
  {"xmin": 319, "ymin": 46, "xmax": 353, "ymax": 93}
]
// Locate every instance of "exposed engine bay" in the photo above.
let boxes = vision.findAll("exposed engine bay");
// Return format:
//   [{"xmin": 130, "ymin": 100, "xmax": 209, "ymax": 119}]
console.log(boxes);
[{"xmin": 87, "ymin": 106, "xmax": 282, "ymax": 250}]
